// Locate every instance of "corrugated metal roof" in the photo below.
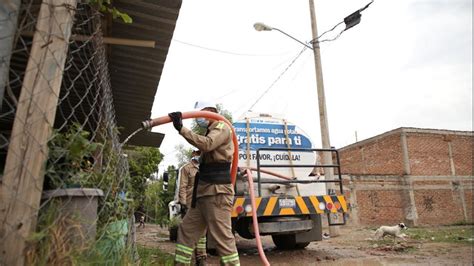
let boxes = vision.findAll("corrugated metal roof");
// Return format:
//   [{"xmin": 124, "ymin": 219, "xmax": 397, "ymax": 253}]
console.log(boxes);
[{"xmin": 108, "ymin": 0, "xmax": 182, "ymax": 147}]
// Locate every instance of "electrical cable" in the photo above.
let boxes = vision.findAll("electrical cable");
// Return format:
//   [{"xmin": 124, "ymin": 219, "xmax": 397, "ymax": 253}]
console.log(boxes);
[
  {"xmin": 245, "ymin": 46, "xmax": 308, "ymax": 112},
  {"xmin": 313, "ymin": 0, "xmax": 375, "ymax": 44},
  {"xmin": 173, "ymin": 39, "xmax": 290, "ymax": 57},
  {"xmin": 234, "ymin": 0, "xmax": 376, "ymax": 115}
]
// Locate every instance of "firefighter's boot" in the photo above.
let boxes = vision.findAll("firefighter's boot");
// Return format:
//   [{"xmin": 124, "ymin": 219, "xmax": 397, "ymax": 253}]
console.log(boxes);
[{"xmin": 196, "ymin": 257, "xmax": 207, "ymax": 266}]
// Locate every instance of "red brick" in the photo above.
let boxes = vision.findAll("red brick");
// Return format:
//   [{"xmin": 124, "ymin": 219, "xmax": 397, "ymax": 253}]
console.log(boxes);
[
  {"xmin": 407, "ymin": 134, "xmax": 451, "ymax": 176},
  {"xmin": 414, "ymin": 189, "xmax": 464, "ymax": 225}
]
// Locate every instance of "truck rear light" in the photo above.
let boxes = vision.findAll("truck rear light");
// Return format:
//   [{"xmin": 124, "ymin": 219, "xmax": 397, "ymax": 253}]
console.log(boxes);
[
  {"xmin": 326, "ymin": 202, "xmax": 333, "ymax": 210},
  {"xmin": 236, "ymin": 205, "xmax": 244, "ymax": 214},
  {"xmin": 244, "ymin": 204, "xmax": 253, "ymax": 213},
  {"xmin": 334, "ymin": 202, "xmax": 341, "ymax": 210},
  {"xmin": 318, "ymin": 202, "xmax": 326, "ymax": 210}
]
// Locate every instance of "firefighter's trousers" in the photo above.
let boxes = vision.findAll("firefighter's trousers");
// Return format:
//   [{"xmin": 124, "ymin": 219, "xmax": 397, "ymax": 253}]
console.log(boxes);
[{"xmin": 174, "ymin": 194, "xmax": 240, "ymax": 266}]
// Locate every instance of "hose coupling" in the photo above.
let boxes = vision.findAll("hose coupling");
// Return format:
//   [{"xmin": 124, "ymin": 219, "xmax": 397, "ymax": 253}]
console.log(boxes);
[{"xmin": 141, "ymin": 119, "xmax": 153, "ymax": 130}]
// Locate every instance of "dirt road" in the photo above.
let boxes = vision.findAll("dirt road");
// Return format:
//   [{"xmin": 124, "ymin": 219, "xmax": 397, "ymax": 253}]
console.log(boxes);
[{"xmin": 136, "ymin": 224, "xmax": 473, "ymax": 265}]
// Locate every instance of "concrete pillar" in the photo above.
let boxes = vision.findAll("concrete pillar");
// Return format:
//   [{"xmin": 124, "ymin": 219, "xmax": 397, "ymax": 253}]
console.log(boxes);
[
  {"xmin": 400, "ymin": 131, "xmax": 417, "ymax": 226},
  {"xmin": 401, "ymin": 132, "xmax": 411, "ymax": 175},
  {"xmin": 447, "ymin": 141, "xmax": 456, "ymax": 176}
]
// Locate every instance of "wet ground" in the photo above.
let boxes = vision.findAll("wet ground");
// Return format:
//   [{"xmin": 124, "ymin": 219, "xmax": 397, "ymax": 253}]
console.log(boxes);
[{"xmin": 136, "ymin": 223, "xmax": 473, "ymax": 265}]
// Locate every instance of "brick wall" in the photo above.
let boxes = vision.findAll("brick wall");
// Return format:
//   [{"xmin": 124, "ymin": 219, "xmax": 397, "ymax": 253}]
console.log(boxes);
[
  {"xmin": 345, "ymin": 175, "xmax": 473, "ymax": 226},
  {"xmin": 355, "ymin": 189, "xmax": 406, "ymax": 225},
  {"xmin": 339, "ymin": 128, "xmax": 473, "ymax": 226},
  {"xmin": 451, "ymin": 135, "xmax": 474, "ymax": 176},
  {"xmin": 414, "ymin": 188, "xmax": 464, "ymax": 225},
  {"xmin": 408, "ymin": 133, "xmax": 452, "ymax": 176},
  {"xmin": 340, "ymin": 133, "xmax": 404, "ymax": 175},
  {"xmin": 339, "ymin": 128, "xmax": 473, "ymax": 177}
]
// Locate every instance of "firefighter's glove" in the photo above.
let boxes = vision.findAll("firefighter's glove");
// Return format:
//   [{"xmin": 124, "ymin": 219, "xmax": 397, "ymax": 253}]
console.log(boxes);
[{"xmin": 168, "ymin": 112, "xmax": 183, "ymax": 132}]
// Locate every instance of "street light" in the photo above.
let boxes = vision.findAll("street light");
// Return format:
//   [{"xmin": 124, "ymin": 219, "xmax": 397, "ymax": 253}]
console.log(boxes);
[
  {"xmin": 255, "ymin": 0, "xmax": 372, "ymax": 236},
  {"xmin": 254, "ymin": 2, "xmax": 371, "ymax": 171},
  {"xmin": 253, "ymin": 22, "xmax": 272, "ymax": 31},
  {"xmin": 253, "ymin": 22, "xmax": 313, "ymax": 49}
]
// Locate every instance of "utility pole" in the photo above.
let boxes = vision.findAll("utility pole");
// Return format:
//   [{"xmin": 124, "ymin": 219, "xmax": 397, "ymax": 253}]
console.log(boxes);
[{"xmin": 308, "ymin": 0, "xmax": 340, "ymax": 236}]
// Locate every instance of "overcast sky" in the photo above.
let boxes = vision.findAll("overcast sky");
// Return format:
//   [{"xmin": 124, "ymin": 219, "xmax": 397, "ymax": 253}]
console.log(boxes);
[{"xmin": 151, "ymin": 0, "xmax": 472, "ymax": 172}]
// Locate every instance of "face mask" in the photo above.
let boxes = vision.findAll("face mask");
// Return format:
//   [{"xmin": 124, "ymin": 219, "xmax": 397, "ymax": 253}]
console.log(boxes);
[{"xmin": 196, "ymin": 118, "xmax": 209, "ymax": 128}]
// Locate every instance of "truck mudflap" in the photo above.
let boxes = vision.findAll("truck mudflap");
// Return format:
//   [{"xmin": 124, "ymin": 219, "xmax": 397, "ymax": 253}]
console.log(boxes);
[{"xmin": 231, "ymin": 195, "xmax": 347, "ymax": 218}]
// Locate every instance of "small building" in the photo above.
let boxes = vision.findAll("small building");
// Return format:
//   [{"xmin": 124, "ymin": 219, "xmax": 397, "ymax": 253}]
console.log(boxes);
[{"xmin": 338, "ymin": 127, "xmax": 473, "ymax": 226}]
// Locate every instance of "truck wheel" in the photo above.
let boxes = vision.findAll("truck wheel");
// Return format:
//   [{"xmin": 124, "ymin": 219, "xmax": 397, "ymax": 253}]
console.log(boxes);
[
  {"xmin": 235, "ymin": 218, "xmax": 253, "ymax": 239},
  {"xmin": 272, "ymin": 234, "xmax": 309, "ymax": 250},
  {"xmin": 169, "ymin": 226, "xmax": 178, "ymax": 242}
]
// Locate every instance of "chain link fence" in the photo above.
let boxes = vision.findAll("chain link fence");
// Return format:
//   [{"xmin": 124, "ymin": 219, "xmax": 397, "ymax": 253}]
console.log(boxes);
[{"xmin": 1, "ymin": 1, "xmax": 135, "ymax": 264}]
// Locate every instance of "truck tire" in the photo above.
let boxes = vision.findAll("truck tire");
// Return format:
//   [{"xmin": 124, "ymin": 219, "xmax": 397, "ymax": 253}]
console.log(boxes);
[
  {"xmin": 272, "ymin": 234, "xmax": 310, "ymax": 250},
  {"xmin": 169, "ymin": 226, "xmax": 178, "ymax": 242},
  {"xmin": 235, "ymin": 218, "xmax": 253, "ymax": 239}
]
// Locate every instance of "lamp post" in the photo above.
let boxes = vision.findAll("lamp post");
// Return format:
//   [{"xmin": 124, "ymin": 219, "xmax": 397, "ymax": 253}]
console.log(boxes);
[
  {"xmin": 254, "ymin": 15, "xmax": 333, "ymax": 170},
  {"xmin": 254, "ymin": 12, "xmax": 335, "ymax": 173},
  {"xmin": 255, "ymin": 1, "xmax": 372, "ymax": 237}
]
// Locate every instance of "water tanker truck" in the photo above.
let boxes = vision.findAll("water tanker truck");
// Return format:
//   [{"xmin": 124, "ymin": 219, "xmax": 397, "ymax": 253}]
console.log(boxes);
[{"xmin": 168, "ymin": 112, "xmax": 347, "ymax": 249}]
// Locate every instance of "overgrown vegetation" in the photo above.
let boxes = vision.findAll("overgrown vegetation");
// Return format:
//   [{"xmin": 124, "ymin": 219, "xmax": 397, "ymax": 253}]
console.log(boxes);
[
  {"xmin": 89, "ymin": 0, "xmax": 133, "ymax": 23},
  {"xmin": 44, "ymin": 123, "xmax": 101, "ymax": 190},
  {"xmin": 143, "ymin": 165, "xmax": 177, "ymax": 226},
  {"xmin": 137, "ymin": 245, "xmax": 174, "ymax": 266},
  {"xmin": 408, "ymin": 225, "xmax": 473, "ymax": 245},
  {"xmin": 126, "ymin": 146, "xmax": 163, "ymax": 212},
  {"xmin": 26, "ymin": 200, "xmax": 86, "ymax": 265}
]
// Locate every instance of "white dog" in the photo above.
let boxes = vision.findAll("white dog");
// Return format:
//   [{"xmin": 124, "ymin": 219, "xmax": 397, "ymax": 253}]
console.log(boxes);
[{"xmin": 374, "ymin": 222, "xmax": 408, "ymax": 240}]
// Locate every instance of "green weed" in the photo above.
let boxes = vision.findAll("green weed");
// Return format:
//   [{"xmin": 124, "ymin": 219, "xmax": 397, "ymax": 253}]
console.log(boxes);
[
  {"xmin": 137, "ymin": 245, "xmax": 174, "ymax": 266},
  {"xmin": 408, "ymin": 225, "xmax": 473, "ymax": 245}
]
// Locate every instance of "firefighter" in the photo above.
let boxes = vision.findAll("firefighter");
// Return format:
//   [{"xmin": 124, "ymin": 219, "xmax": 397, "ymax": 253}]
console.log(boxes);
[
  {"xmin": 178, "ymin": 149, "xmax": 207, "ymax": 263},
  {"xmin": 168, "ymin": 100, "xmax": 240, "ymax": 266}
]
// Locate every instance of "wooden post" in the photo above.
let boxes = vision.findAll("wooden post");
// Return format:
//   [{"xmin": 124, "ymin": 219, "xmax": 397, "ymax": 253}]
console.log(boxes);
[
  {"xmin": 0, "ymin": 0, "xmax": 21, "ymax": 111},
  {"xmin": 0, "ymin": 0, "xmax": 76, "ymax": 264}
]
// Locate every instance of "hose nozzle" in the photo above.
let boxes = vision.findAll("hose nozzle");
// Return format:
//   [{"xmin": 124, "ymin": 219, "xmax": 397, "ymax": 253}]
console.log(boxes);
[{"xmin": 141, "ymin": 119, "xmax": 153, "ymax": 131}]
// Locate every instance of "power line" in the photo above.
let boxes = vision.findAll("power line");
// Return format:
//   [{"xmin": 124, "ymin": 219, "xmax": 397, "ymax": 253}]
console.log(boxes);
[
  {"xmin": 314, "ymin": 0, "xmax": 375, "ymax": 44},
  {"xmin": 245, "ymin": 46, "xmax": 309, "ymax": 112},
  {"xmin": 172, "ymin": 39, "xmax": 290, "ymax": 57}
]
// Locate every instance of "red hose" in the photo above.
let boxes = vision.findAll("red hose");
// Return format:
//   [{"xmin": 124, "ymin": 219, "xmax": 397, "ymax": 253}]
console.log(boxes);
[
  {"xmin": 142, "ymin": 111, "xmax": 238, "ymax": 184},
  {"xmin": 245, "ymin": 169, "xmax": 271, "ymax": 266},
  {"xmin": 143, "ymin": 112, "xmax": 271, "ymax": 265}
]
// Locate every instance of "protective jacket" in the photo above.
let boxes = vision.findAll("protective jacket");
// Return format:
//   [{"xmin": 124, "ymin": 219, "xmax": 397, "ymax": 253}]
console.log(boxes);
[
  {"xmin": 179, "ymin": 120, "xmax": 234, "ymax": 198},
  {"xmin": 178, "ymin": 161, "xmax": 199, "ymax": 208},
  {"xmin": 175, "ymin": 119, "xmax": 239, "ymax": 266}
]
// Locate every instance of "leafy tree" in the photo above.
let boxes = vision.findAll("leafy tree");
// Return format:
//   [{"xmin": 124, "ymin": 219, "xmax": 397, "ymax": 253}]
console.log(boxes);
[
  {"xmin": 143, "ymin": 165, "xmax": 177, "ymax": 226},
  {"xmin": 191, "ymin": 104, "xmax": 233, "ymax": 134},
  {"xmin": 126, "ymin": 146, "xmax": 163, "ymax": 211},
  {"xmin": 175, "ymin": 143, "xmax": 193, "ymax": 168}
]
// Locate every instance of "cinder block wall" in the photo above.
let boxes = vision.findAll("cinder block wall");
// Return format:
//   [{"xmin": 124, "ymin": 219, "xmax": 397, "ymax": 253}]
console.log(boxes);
[{"xmin": 339, "ymin": 128, "xmax": 473, "ymax": 226}]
